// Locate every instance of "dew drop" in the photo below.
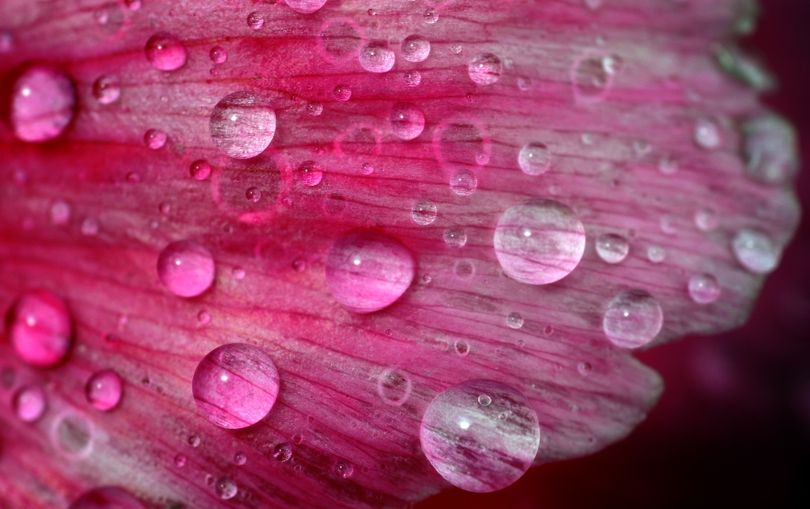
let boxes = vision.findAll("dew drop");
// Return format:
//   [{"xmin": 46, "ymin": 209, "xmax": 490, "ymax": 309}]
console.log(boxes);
[
  {"xmin": 420, "ymin": 379, "xmax": 540, "ymax": 492},
  {"xmin": 595, "ymin": 233, "xmax": 630, "ymax": 264},
  {"xmin": 412, "ymin": 200, "xmax": 438, "ymax": 226},
  {"xmin": 517, "ymin": 143, "xmax": 552, "ymax": 176},
  {"xmin": 85, "ymin": 369, "xmax": 123, "ymax": 412},
  {"xmin": 688, "ymin": 273, "xmax": 721, "ymax": 304},
  {"xmin": 272, "ymin": 442, "xmax": 293, "ymax": 462},
  {"xmin": 325, "ymin": 231, "xmax": 415, "ymax": 314},
  {"xmin": 376, "ymin": 367, "xmax": 413, "ymax": 406},
  {"xmin": 602, "ymin": 290, "xmax": 663, "ymax": 349},
  {"xmin": 145, "ymin": 33, "xmax": 187, "ymax": 71},
  {"xmin": 8, "ymin": 290, "xmax": 72, "ymax": 367},
  {"xmin": 215, "ymin": 477, "xmax": 238, "ymax": 500},
  {"xmin": 174, "ymin": 454, "xmax": 187, "ymax": 468},
  {"xmin": 189, "ymin": 159, "xmax": 213, "ymax": 181},
  {"xmin": 443, "ymin": 228, "xmax": 467, "ymax": 248},
  {"xmin": 188, "ymin": 434, "xmax": 201, "ymax": 448},
  {"xmin": 506, "ymin": 312, "xmax": 524, "ymax": 330},
  {"xmin": 50, "ymin": 200, "xmax": 72, "ymax": 225},
  {"xmin": 694, "ymin": 207, "xmax": 719, "ymax": 232},
  {"xmin": 69, "ymin": 486, "xmax": 145, "ymax": 509},
  {"xmin": 390, "ymin": 103, "xmax": 426, "ymax": 140},
  {"xmin": 359, "ymin": 41, "xmax": 396, "ymax": 73},
  {"xmin": 13, "ymin": 385, "xmax": 46, "ymax": 422},
  {"xmin": 333, "ymin": 84, "xmax": 352, "ymax": 102},
  {"xmin": 423, "ymin": 8, "xmax": 439, "ymax": 24},
  {"xmin": 234, "ymin": 452, "xmax": 247, "ymax": 465},
  {"xmin": 209, "ymin": 46, "xmax": 228, "ymax": 65},
  {"xmin": 10, "ymin": 65, "xmax": 76, "ymax": 142},
  {"xmin": 658, "ymin": 156, "xmax": 679, "ymax": 175},
  {"xmin": 334, "ymin": 460, "xmax": 354, "ymax": 479},
  {"xmin": 197, "ymin": 309, "xmax": 211, "ymax": 325},
  {"xmin": 401, "ymin": 35, "xmax": 431, "ymax": 62},
  {"xmin": 494, "ymin": 200, "xmax": 586, "ymax": 285},
  {"xmin": 404, "ymin": 70, "xmax": 422, "ymax": 87},
  {"xmin": 296, "ymin": 160, "xmax": 323, "ymax": 187},
  {"xmin": 157, "ymin": 240, "xmax": 216, "ymax": 298},
  {"xmin": 646, "ymin": 245, "xmax": 666, "ymax": 264},
  {"xmin": 453, "ymin": 340, "xmax": 470, "ymax": 357},
  {"xmin": 572, "ymin": 54, "xmax": 619, "ymax": 101},
  {"xmin": 454, "ymin": 259, "xmax": 475, "ymax": 279},
  {"xmin": 694, "ymin": 118, "xmax": 721, "ymax": 149},
  {"xmin": 246, "ymin": 11, "xmax": 265, "ymax": 30},
  {"xmin": 468, "ymin": 53, "xmax": 503, "ymax": 85},
  {"xmin": 144, "ymin": 128, "xmax": 167, "ymax": 150},
  {"xmin": 732, "ymin": 228, "xmax": 779, "ymax": 274},
  {"xmin": 449, "ymin": 169, "xmax": 478, "ymax": 196},
  {"xmin": 92, "ymin": 75, "xmax": 121, "ymax": 105},
  {"xmin": 741, "ymin": 114, "xmax": 799, "ymax": 185},
  {"xmin": 245, "ymin": 187, "xmax": 262, "ymax": 203},
  {"xmin": 210, "ymin": 91, "xmax": 277, "ymax": 159},
  {"xmin": 192, "ymin": 343, "xmax": 280, "ymax": 429},
  {"xmin": 285, "ymin": 0, "xmax": 327, "ymax": 14},
  {"xmin": 577, "ymin": 361, "xmax": 592, "ymax": 376}
]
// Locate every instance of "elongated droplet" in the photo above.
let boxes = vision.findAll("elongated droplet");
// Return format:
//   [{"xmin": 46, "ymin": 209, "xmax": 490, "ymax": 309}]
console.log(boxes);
[
  {"xmin": 603, "ymin": 290, "xmax": 663, "ymax": 349},
  {"xmin": 9, "ymin": 290, "xmax": 72, "ymax": 367},
  {"xmin": 11, "ymin": 65, "xmax": 76, "ymax": 142},
  {"xmin": 192, "ymin": 343, "xmax": 280, "ymax": 429},
  {"xmin": 210, "ymin": 91, "xmax": 277, "ymax": 159},
  {"xmin": 420, "ymin": 379, "xmax": 540, "ymax": 492},
  {"xmin": 157, "ymin": 240, "xmax": 216, "ymax": 298},
  {"xmin": 494, "ymin": 200, "xmax": 586, "ymax": 285}
]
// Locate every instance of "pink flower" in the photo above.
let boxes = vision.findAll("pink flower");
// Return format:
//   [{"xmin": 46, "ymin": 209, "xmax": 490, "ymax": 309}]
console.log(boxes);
[{"xmin": 0, "ymin": 0, "xmax": 800, "ymax": 507}]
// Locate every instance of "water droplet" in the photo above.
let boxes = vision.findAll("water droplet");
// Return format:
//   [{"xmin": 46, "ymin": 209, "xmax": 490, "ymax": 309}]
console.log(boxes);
[
  {"xmin": 577, "ymin": 361, "xmax": 592, "ymax": 376},
  {"xmin": 494, "ymin": 200, "xmax": 586, "ymax": 285},
  {"xmin": 245, "ymin": 187, "xmax": 262, "ymax": 203},
  {"xmin": 246, "ymin": 11, "xmax": 265, "ymax": 30},
  {"xmin": 145, "ymin": 33, "xmax": 187, "ymax": 71},
  {"xmin": 50, "ymin": 200, "xmax": 72, "ymax": 225},
  {"xmin": 423, "ymin": 8, "xmax": 439, "ymax": 24},
  {"xmin": 420, "ymin": 379, "xmax": 540, "ymax": 492},
  {"xmin": 449, "ymin": 169, "xmax": 478, "ymax": 196},
  {"xmin": 188, "ymin": 434, "xmax": 201, "ymax": 447},
  {"xmin": 144, "ymin": 128, "xmax": 167, "ymax": 150},
  {"xmin": 192, "ymin": 343, "xmax": 280, "ymax": 429},
  {"xmin": 694, "ymin": 118, "xmax": 721, "ymax": 149},
  {"xmin": 376, "ymin": 367, "xmax": 413, "ymax": 406},
  {"xmin": 595, "ymin": 233, "xmax": 629, "ymax": 264},
  {"xmin": 215, "ymin": 477, "xmax": 238, "ymax": 500},
  {"xmin": 645, "ymin": 245, "xmax": 666, "ymax": 264},
  {"xmin": 174, "ymin": 454, "xmax": 187, "ymax": 468},
  {"xmin": 453, "ymin": 340, "xmax": 470, "ymax": 357},
  {"xmin": 401, "ymin": 35, "xmax": 431, "ymax": 62},
  {"xmin": 325, "ymin": 231, "xmax": 415, "ymax": 313},
  {"xmin": 506, "ymin": 312, "xmax": 524, "ymax": 330},
  {"xmin": 518, "ymin": 143, "xmax": 552, "ymax": 176},
  {"xmin": 85, "ymin": 370, "xmax": 123, "ymax": 411},
  {"xmin": 189, "ymin": 159, "xmax": 213, "ymax": 181},
  {"xmin": 333, "ymin": 84, "xmax": 352, "ymax": 101},
  {"xmin": 468, "ymin": 53, "xmax": 503, "ymax": 85},
  {"xmin": 732, "ymin": 228, "xmax": 779, "ymax": 274},
  {"xmin": 306, "ymin": 102, "xmax": 323, "ymax": 116},
  {"xmin": 8, "ymin": 290, "xmax": 72, "ymax": 367},
  {"xmin": 404, "ymin": 70, "xmax": 422, "ymax": 87},
  {"xmin": 412, "ymin": 200, "xmax": 438, "ymax": 226},
  {"xmin": 390, "ymin": 103, "xmax": 426, "ymax": 140},
  {"xmin": 234, "ymin": 452, "xmax": 247, "ymax": 465},
  {"xmin": 52, "ymin": 412, "xmax": 93, "ymax": 458},
  {"xmin": 272, "ymin": 442, "xmax": 293, "ymax": 462},
  {"xmin": 694, "ymin": 207, "xmax": 719, "ymax": 232},
  {"xmin": 69, "ymin": 487, "xmax": 145, "ymax": 509},
  {"xmin": 296, "ymin": 160, "xmax": 324, "ymax": 187},
  {"xmin": 13, "ymin": 385, "xmax": 46, "ymax": 422},
  {"xmin": 10, "ymin": 65, "xmax": 76, "ymax": 142},
  {"xmin": 92, "ymin": 75, "xmax": 121, "ymax": 105},
  {"xmin": 688, "ymin": 273, "xmax": 721, "ymax": 304},
  {"xmin": 197, "ymin": 309, "xmax": 211, "ymax": 325},
  {"xmin": 285, "ymin": 0, "xmax": 327, "ymax": 14},
  {"xmin": 658, "ymin": 156, "xmax": 679, "ymax": 175},
  {"xmin": 359, "ymin": 41, "xmax": 396, "ymax": 73},
  {"xmin": 209, "ymin": 46, "xmax": 228, "ymax": 65},
  {"xmin": 334, "ymin": 460, "xmax": 354, "ymax": 479},
  {"xmin": 157, "ymin": 240, "xmax": 216, "ymax": 298},
  {"xmin": 572, "ymin": 53, "xmax": 619, "ymax": 101},
  {"xmin": 210, "ymin": 91, "xmax": 277, "ymax": 159},
  {"xmin": 603, "ymin": 290, "xmax": 663, "ymax": 349},
  {"xmin": 741, "ymin": 114, "xmax": 799, "ymax": 185},
  {"xmin": 443, "ymin": 228, "xmax": 467, "ymax": 248}
]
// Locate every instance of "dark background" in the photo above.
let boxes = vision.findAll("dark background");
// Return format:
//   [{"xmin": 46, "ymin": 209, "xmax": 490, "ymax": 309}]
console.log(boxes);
[{"xmin": 420, "ymin": 1, "xmax": 810, "ymax": 507}]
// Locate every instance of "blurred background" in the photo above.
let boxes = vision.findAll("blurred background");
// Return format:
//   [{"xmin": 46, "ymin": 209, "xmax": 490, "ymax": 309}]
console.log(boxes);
[{"xmin": 420, "ymin": 1, "xmax": 810, "ymax": 507}]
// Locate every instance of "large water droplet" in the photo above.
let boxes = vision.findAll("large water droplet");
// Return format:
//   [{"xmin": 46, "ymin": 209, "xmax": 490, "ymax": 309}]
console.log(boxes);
[
  {"xmin": 157, "ymin": 240, "xmax": 216, "ymax": 298},
  {"xmin": 468, "ymin": 53, "xmax": 503, "ymax": 85},
  {"xmin": 10, "ymin": 65, "xmax": 76, "ymax": 142},
  {"xmin": 144, "ymin": 33, "xmax": 187, "ymax": 71},
  {"xmin": 602, "ymin": 290, "xmax": 663, "ymax": 349},
  {"xmin": 85, "ymin": 370, "xmax": 124, "ymax": 411},
  {"xmin": 390, "ymin": 103, "xmax": 425, "ymax": 140},
  {"xmin": 494, "ymin": 200, "xmax": 586, "ymax": 285},
  {"xmin": 688, "ymin": 273, "xmax": 721, "ymax": 304},
  {"xmin": 359, "ymin": 41, "xmax": 396, "ymax": 73},
  {"xmin": 210, "ymin": 91, "xmax": 277, "ymax": 159},
  {"xmin": 741, "ymin": 114, "xmax": 799, "ymax": 185},
  {"xmin": 420, "ymin": 379, "xmax": 540, "ymax": 492},
  {"xmin": 8, "ymin": 290, "xmax": 72, "ymax": 367},
  {"xmin": 69, "ymin": 486, "xmax": 145, "ymax": 509},
  {"xmin": 595, "ymin": 233, "xmax": 630, "ymax": 264},
  {"xmin": 401, "ymin": 35, "xmax": 431, "ymax": 62},
  {"xmin": 325, "ymin": 231, "xmax": 415, "ymax": 313},
  {"xmin": 732, "ymin": 228, "xmax": 779, "ymax": 274},
  {"xmin": 192, "ymin": 343, "xmax": 280, "ymax": 429},
  {"xmin": 13, "ymin": 385, "xmax": 46, "ymax": 422},
  {"xmin": 285, "ymin": 0, "xmax": 327, "ymax": 14},
  {"xmin": 517, "ymin": 143, "xmax": 552, "ymax": 176}
]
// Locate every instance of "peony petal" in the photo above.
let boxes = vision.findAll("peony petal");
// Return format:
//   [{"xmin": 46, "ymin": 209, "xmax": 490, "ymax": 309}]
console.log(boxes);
[{"xmin": 0, "ymin": 0, "xmax": 800, "ymax": 507}]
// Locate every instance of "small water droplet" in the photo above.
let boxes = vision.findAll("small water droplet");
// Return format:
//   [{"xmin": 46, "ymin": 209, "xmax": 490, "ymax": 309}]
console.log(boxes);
[
  {"xmin": 13, "ymin": 385, "xmax": 47, "ymax": 422},
  {"xmin": 189, "ymin": 159, "xmax": 213, "ymax": 181},
  {"xmin": 423, "ymin": 8, "xmax": 439, "ymax": 24},
  {"xmin": 192, "ymin": 343, "xmax": 280, "ymax": 429},
  {"xmin": 688, "ymin": 273, "xmax": 721, "ymax": 304},
  {"xmin": 603, "ymin": 290, "xmax": 663, "ymax": 349},
  {"xmin": 245, "ymin": 187, "xmax": 262, "ymax": 203},
  {"xmin": 454, "ymin": 259, "xmax": 475, "ymax": 279},
  {"xmin": 145, "ymin": 33, "xmax": 187, "ymax": 71},
  {"xmin": 272, "ymin": 442, "xmax": 293, "ymax": 462},
  {"xmin": 453, "ymin": 340, "xmax": 470, "ymax": 357},
  {"xmin": 646, "ymin": 245, "xmax": 666, "ymax": 264},
  {"xmin": 92, "ymin": 75, "xmax": 121, "ymax": 105},
  {"xmin": 10, "ymin": 65, "xmax": 76, "ymax": 142},
  {"xmin": 658, "ymin": 156, "xmax": 679, "ymax": 175},
  {"xmin": 334, "ymin": 460, "xmax": 354, "ymax": 479},
  {"xmin": 377, "ymin": 367, "xmax": 413, "ymax": 406},
  {"xmin": 188, "ymin": 434, "xmax": 201, "ymax": 448},
  {"xmin": 694, "ymin": 207, "xmax": 719, "ymax": 232},
  {"xmin": 732, "ymin": 228, "xmax": 779, "ymax": 274},
  {"xmin": 412, "ymin": 200, "xmax": 438, "ymax": 226},
  {"xmin": 390, "ymin": 103, "xmax": 425, "ymax": 140},
  {"xmin": 157, "ymin": 240, "xmax": 216, "ymax": 298},
  {"xmin": 234, "ymin": 452, "xmax": 247, "ymax": 465},
  {"xmin": 296, "ymin": 160, "xmax": 324, "ymax": 187},
  {"xmin": 197, "ymin": 309, "xmax": 211, "ymax": 325},
  {"xmin": 741, "ymin": 114, "xmax": 799, "ymax": 185},
  {"xmin": 572, "ymin": 53, "xmax": 619, "ymax": 101},
  {"xmin": 468, "ymin": 53, "xmax": 503, "ymax": 85},
  {"xmin": 518, "ymin": 143, "xmax": 552, "ymax": 176},
  {"xmin": 401, "ymin": 35, "xmax": 431, "ymax": 62},
  {"xmin": 443, "ymin": 228, "xmax": 467, "ymax": 248},
  {"xmin": 50, "ymin": 200, "xmax": 72, "ymax": 225},
  {"xmin": 506, "ymin": 312, "xmax": 524, "ymax": 330},
  {"xmin": 174, "ymin": 453, "xmax": 187, "ymax": 468},
  {"xmin": 210, "ymin": 91, "xmax": 277, "ymax": 159},
  {"xmin": 449, "ymin": 169, "xmax": 478, "ymax": 196},
  {"xmin": 209, "ymin": 46, "xmax": 228, "ymax": 65},
  {"xmin": 215, "ymin": 477, "xmax": 238, "ymax": 500},
  {"xmin": 144, "ymin": 128, "xmax": 167, "ymax": 150},
  {"xmin": 359, "ymin": 41, "xmax": 396, "ymax": 73},
  {"xmin": 577, "ymin": 361, "xmax": 592, "ymax": 376},
  {"xmin": 333, "ymin": 84, "xmax": 352, "ymax": 102},
  {"xmin": 85, "ymin": 369, "xmax": 124, "ymax": 411},
  {"xmin": 247, "ymin": 11, "xmax": 265, "ymax": 30},
  {"xmin": 595, "ymin": 233, "xmax": 630, "ymax": 264},
  {"xmin": 81, "ymin": 217, "xmax": 100, "ymax": 236},
  {"xmin": 404, "ymin": 70, "xmax": 422, "ymax": 87},
  {"xmin": 694, "ymin": 118, "xmax": 721, "ymax": 149}
]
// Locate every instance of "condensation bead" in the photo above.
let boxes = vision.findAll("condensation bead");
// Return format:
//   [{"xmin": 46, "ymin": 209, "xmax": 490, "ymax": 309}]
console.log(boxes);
[
  {"xmin": 9, "ymin": 290, "xmax": 72, "ymax": 367},
  {"xmin": 602, "ymin": 290, "xmax": 663, "ymax": 349},
  {"xmin": 157, "ymin": 240, "xmax": 216, "ymax": 298},
  {"xmin": 732, "ymin": 228, "xmax": 779, "ymax": 274},
  {"xmin": 10, "ymin": 65, "xmax": 76, "ymax": 142}
]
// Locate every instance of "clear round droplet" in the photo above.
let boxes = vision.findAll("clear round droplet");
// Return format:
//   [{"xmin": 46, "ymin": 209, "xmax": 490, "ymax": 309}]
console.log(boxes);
[
  {"xmin": 144, "ymin": 128, "xmax": 167, "ymax": 150},
  {"xmin": 192, "ymin": 343, "xmax": 280, "ymax": 429},
  {"xmin": 359, "ymin": 41, "xmax": 396, "ymax": 73},
  {"xmin": 468, "ymin": 53, "xmax": 503, "ymax": 85},
  {"xmin": 694, "ymin": 207, "xmax": 719, "ymax": 232},
  {"xmin": 189, "ymin": 159, "xmax": 213, "ymax": 181},
  {"xmin": 494, "ymin": 200, "xmax": 586, "ymax": 285},
  {"xmin": 333, "ymin": 84, "xmax": 352, "ymax": 102},
  {"xmin": 390, "ymin": 103, "xmax": 426, "ymax": 140},
  {"xmin": 10, "ymin": 65, "xmax": 76, "ymax": 142},
  {"xmin": 210, "ymin": 90, "xmax": 277, "ymax": 159},
  {"xmin": 145, "ymin": 33, "xmax": 187, "ymax": 71},
  {"xmin": 602, "ymin": 290, "xmax": 663, "ymax": 349},
  {"xmin": 210, "ymin": 46, "xmax": 228, "ymax": 65},
  {"xmin": 296, "ymin": 160, "xmax": 324, "ymax": 187},
  {"xmin": 234, "ymin": 452, "xmax": 247, "ymax": 465},
  {"xmin": 401, "ymin": 35, "xmax": 431, "ymax": 62},
  {"xmin": 741, "ymin": 114, "xmax": 799, "ymax": 185},
  {"xmin": 272, "ymin": 442, "xmax": 293, "ymax": 462},
  {"xmin": 572, "ymin": 54, "xmax": 618, "ymax": 100},
  {"xmin": 688, "ymin": 273, "xmax": 722, "ymax": 304},
  {"xmin": 81, "ymin": 217, "xmax": 99, "ymax": 236},
  {"xmin": 69, "ymin": 486, "xmax": 145, "ymax": 509},
  {"xmin": 732, "ymin": 228, "xmax": 779, "ymax": 274},
  {"xmin": 506, "ymin": 312, "xmax": 524, "ymax": 330},
  {"xmin": 694, "ymin": 118, "xmax": 721, "ymax": 149},
  {"xmin": 518, "ymin": 143, "xmax": 552, "ymax": 176},
  {"xmin": 646, "ymin": 245, "xmax": 666, "ymax": 264},
  {"xmin": 174, "ymin": 454, "xmax": 187, "ymax": 468},
  {"xmin": 188, "ymin": 434, "xmax": 201, "ymax": 447},
  {"xmin": 443, "ymin": 228, "xmax": 467, "ymax": 248},
  {"xmin": 85, "ymin": 369, "xmax": 123, "ymax": 411},
  {"xmin": 215, "ymin": 477, "xmax": 238, "ymax": 500},
  {"xmin": 420, "ymin": 379, "xmax": 540, "ymax": 493},
  {"xmin": 412, "ymin": 200, "xmax": 438, "ymax": 226},
  {"xmin": 423, "ymin": 8, "xmax": 439, "ymax": 24},
  {"xmin": 334, "ymin": 460, "xmax": 354, "ymax": 479},
  {"xmin": 376, "ymin": 367, "xmax": 413, "ymax": 406},
  {"xmin": 595, "ymin": 233, "xmax": 630, "ymax": 264},
  {"xmin": 285, "ymin": 0, "xmax": 327, "ymax": 14},
  {"xmin": 247, "ymin": 11, "xmax": 265, "ymax": 30},
  {"xmin": 449, "ymin": 169, "xmax": 478, "ymax": 196},
  {"xmin": 325, "ymin": 231, "xmax": 415, "ymax": 314},
  {"xmin": 50, "ymin": 200, "xmax": 72, "ymax": 225},
  {"xmin": 13, "ymin": 385, "xmax": 47, "ymax": 422},
  {"xmin": 92, "ymin": 75, "xmax": 121, "ymax": 105},
  {"xmin": 157, "ymin": 240, "xmax": 216, "ymax": 298},
  {"xmin": 9, "ymin": 290, "xmax": 72, "ymax": 367}
]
